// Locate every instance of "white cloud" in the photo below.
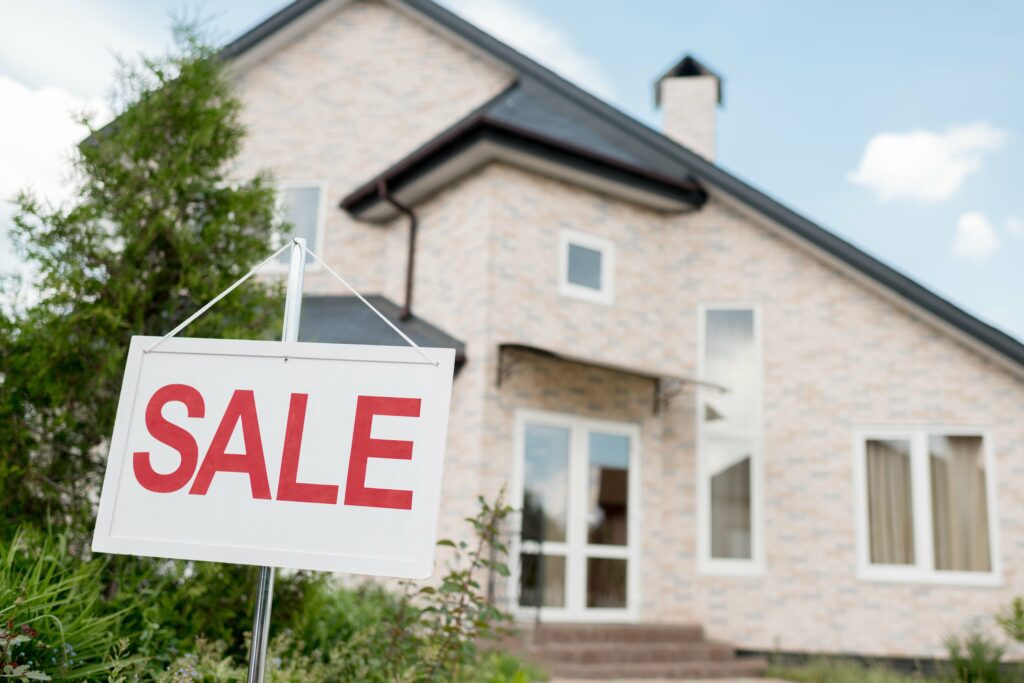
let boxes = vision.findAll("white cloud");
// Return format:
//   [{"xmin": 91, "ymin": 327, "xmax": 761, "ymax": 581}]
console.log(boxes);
[
  {"xmin": 848, "ymin": 122, "xmax": 1006, "ymax": 201},
  {"xmin": 952, "ymin": 211, "xmax": 1000, "ymax": 262},
  {"xmin": 0, "ymin": 0, "xmax": 164, "ymax": 97},
  {"xmin": 1007, "ymin": 215, "xmax": 1024, "ymax": 237},
  {"xmin": 439, "ymin": 0, "xmax": 614, "ymax": 100},
  {"xmin": 0, "ymin": 75, "xmax": 110, "ymax": 272}
]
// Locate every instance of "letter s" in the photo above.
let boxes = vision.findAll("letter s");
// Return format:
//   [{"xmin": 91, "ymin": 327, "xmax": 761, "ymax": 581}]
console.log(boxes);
[{"xmin": 133, "ymin": 384, "xmax": 205, "ymax": 493}]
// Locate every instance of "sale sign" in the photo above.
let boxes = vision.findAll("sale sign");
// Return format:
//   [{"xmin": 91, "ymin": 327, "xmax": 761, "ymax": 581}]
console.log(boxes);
[{"xmin": 92, "ymin": 336, "xmax": 456, "ymax": 578}]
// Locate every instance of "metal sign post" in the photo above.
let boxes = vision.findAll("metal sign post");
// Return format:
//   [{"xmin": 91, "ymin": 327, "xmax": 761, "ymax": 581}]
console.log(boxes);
[{"xmin": 246, "ymin": 236, "xmax": 306, "ymax": 683}]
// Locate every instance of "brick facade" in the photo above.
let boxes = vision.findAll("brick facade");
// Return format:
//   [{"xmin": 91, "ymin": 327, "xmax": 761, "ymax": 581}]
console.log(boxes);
[{"xmin": 231, "ymin": 0, "xmax": 1024, "ymax": 657}]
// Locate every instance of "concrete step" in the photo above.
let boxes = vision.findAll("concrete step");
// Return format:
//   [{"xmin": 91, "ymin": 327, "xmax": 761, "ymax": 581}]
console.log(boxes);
[
  {"xmin": 530, "ymin": 641, "xmax": 736, "ymax": 665},
  {"xmin": 529, "ymin": 623, "xmax": 706, "ymax": 644},
  {"xmin": 542, "ymin": 656, "xmax": 769, "ymax": 680}
]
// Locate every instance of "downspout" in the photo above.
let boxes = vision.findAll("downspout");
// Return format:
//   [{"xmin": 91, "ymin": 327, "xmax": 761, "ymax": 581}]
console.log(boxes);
[{"xmin": 377, "ymin": 179, "xmax": 417, "ymax": 321}]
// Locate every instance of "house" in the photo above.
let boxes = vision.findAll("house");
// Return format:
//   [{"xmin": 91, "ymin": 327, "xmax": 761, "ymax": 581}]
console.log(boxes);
[{"xmin": 222, "ymin": 0, "xmax": 1024, "ymax": 674}]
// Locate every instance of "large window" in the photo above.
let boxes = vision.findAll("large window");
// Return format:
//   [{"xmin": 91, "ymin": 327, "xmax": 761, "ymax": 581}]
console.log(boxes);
[
  {"xmin": 698, "ymin": 307, "xmax": 761, "ymax": 572},
  {"xmin": 558, "ymin": 229, "xmax": 614, "ymax": 304},
  {"xmin": 274, "ymin": 184, "xmax": 323, "ymax": 266},
  {"xmin": 858, "ymin": 430, "xmax": 997, "ymax": 583}
]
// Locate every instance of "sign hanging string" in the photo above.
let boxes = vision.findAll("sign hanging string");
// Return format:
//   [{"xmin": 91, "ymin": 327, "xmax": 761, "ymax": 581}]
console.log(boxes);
[{"xmin": 144, "ymin": 239, "xmax": 439, "ymax": 367}]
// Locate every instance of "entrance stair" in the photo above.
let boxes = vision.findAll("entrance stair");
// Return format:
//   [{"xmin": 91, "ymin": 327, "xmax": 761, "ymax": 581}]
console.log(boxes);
[{"xmin": 506, "ymin": 623, "xmax": 767, "ymax": 679}]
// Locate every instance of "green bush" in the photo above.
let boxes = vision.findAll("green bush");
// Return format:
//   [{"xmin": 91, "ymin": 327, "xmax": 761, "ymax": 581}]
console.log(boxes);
[
  {"xmin": 944, "ymin": 631, "xmax": 1004, "ymax": 683},
  {"xmin": 283, "ymin": 579, "xmax": 405, "ymax": 659},
  {"xmin": 104, "ymin": 558, "xmax": 325, "ymax": 670},
  {"xmin": 145, "ymin": 489, "xmax": 542, "ymax": 682},
  {"xmin": 0, "ymin": 492, "xmax": 539, "ymax": 682},
  {"xmin": 0, "ymin": 529, "xmax": 140, "ymax": 681},
  {"xmin": 997, "ymin": 597, "xmax": 1024, "ymax": 645}
]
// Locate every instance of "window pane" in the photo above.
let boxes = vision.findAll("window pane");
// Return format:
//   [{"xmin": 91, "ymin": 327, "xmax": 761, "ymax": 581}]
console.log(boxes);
[
  {"xmin": 703, "ymin": 310, "xmax": 756, "ymax": 433},
  {"xmin": 519, "ymin": 553, "xmax": 566, "ymax": 607},
  {"xmin": 587, "ymin": 432, "xmax": 629, "ymax": 545},
  {"xmin": 278, "ymin": 186, "xmax": 320, "ymax": 263},
  {"xmin": 586, "ymin": 557, "xmax": 627, "ymax": 608},
  {"xmin": 567, "ymin": 243, "xmax": 602, "ymax": 290},
  {"xmin": 930, "ymin": 435, "xmax": 990, "ymax": 572},
  {"xmin": 707, "ymin": 438, "xmax": 753, "ymax": 559},
  {"xmin": 866, "ymin": 439, "xmax": 915, "ymax": 565},
  {"xmin": 522, "ymin": 423, "xmax": 570, "ymax": 543}
]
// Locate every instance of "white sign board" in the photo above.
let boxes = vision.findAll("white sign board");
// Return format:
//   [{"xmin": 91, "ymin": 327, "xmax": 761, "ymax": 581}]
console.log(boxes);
[{"xmin": 92, "ymin": 336, "xmax": 455, "ymax": 578}]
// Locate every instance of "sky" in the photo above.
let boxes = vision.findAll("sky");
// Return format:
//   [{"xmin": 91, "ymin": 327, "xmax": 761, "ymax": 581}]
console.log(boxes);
[{"xmin": 1, "ymin": 0, "xmax": 1022, "ymax": 340}]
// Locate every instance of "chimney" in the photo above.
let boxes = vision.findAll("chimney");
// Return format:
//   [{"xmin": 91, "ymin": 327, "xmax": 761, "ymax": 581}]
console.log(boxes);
[{"xmin": 654, "ymin": 55, "xmax": 722, "ymax": 161}]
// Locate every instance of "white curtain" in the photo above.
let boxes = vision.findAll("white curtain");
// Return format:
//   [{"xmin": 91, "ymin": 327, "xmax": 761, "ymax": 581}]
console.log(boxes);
[
  {"xmin": 930, "ymin": 436, "xmax": 990, "ymax": 572},
  {"xmin": 866, "ymin": 440, "xmax": 915, "ymax": 565}
]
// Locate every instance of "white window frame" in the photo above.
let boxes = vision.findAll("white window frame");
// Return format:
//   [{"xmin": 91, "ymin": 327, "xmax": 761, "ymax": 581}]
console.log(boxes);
[
  {"xmin": 696, "ymin": 304, "xmax": 765, "ymax": 576},
  {"xmin": 558, "ymin": 229, "xmax": 614, "ymax": 305},
  {"xmin": 267, "ymin": 180, "xmax": 327, "ymax": 273},
  {"xmin": 853, "ymin": 426, "xmax": 1001, "ymax": 587},
  {"xmin": 509, "ymin": 409, "xmax": 641, "ymax": 623}
]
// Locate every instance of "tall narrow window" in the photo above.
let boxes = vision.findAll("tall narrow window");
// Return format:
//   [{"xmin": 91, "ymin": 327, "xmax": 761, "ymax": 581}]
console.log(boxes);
[
  {"xmin": 519, "ymin": 423, "xmax": 570, "ymax": 608},
  {"xmin": 276, "ymin": 185, "xmax": 322, "ymax": 264},
  {"xmin": 859, "ymin": 431, "xmax": 995, "ymax": 582},
  {"xmin": 700, "ymin": 308, "xmax": 760, "ymax": 567}
]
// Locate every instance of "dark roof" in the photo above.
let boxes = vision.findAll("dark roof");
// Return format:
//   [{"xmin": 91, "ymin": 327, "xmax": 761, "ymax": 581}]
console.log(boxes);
[
  {"xmin": 298, "ymin": 295, "xmax": 466, "ymax": 370},
  {"xmin": 225, "ymin": 0, "xmax": 1024, "ymax": 373},
  {"xmin": 654, "ymin": 54, "xmax": 724, "ymax": 106},
  {"xmin": 341, "ymin": 89, "xmax": 706, "ymax": 218}
]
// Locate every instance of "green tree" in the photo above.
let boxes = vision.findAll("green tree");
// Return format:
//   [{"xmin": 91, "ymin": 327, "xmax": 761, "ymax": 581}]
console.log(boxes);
[{"xmin": 0, "ymin": 22, "xmax": 283, "ymax": 538}]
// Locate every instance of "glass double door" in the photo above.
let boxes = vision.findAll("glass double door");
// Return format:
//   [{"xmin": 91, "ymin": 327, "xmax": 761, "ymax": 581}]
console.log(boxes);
[{"xmin": 514, "ymin": 411, "xmax": 638, "ymax": 620}]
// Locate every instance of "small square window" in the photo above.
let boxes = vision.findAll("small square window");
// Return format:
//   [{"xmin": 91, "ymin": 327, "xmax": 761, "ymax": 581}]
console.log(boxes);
[
  {"xmin": 559, "ymin": 230, "xmax": 613, "ymax": 304},
  {"xmin": 567, "ymin": 243, "xmax": 603, "ymax": 290}
]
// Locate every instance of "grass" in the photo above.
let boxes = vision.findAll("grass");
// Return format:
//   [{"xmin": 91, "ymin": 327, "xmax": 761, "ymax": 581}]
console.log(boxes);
[{"xmin": 767, "ymin": 658, "xmax": 938, "ymax": 683}]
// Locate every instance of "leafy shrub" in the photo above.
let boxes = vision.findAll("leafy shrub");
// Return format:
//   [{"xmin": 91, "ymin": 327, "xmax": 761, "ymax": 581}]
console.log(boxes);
[
  {"xmin": 283, "ymin": 579, "xmax": 405, "ymax": 659},
  {"xmin": 105, "ymin": 557, "xmax": 324, "ymax": 670},
  {"xmin": 0, "ymin": 529, "xmax": 139, "ymax": 680},
  {"xmin": 996, "ymin": 597, "xmax": 1024, "ymax": 645},
  {"xmin": 944, "ymin": 631, "xmax": 1004, "ymax": 683},
  {"xmin": 468, "ymin": 651, "xmax": 547, "ymax": 683},
  {"xmin": 415, "ymin": 492, "xmax": 516, "ymax": 679},
  {"xmin": 149, "ymin": 489, "xmax": 541, "ymax": 682}
]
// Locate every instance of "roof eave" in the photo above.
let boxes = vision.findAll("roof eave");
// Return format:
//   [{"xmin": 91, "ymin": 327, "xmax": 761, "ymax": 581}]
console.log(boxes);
[{"xmin": 341, "ymin": 116, "xmax": 706, "ymax": 221}]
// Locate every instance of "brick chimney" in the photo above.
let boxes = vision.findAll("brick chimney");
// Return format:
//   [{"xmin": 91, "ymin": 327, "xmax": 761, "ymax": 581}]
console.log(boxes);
[{"xmin": 654, "ymin": 55, "xmax": 722, "ymax": 161}]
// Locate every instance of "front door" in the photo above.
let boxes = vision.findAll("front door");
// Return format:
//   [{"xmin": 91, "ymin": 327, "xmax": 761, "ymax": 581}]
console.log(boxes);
[{"xmin": 512, "ymin": 410, "xmax": 639, "ymax": 621}]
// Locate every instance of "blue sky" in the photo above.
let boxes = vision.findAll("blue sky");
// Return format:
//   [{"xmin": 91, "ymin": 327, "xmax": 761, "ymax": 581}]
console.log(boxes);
[{"xmin": 1, "ymin": 0, "xmax": 1021, "ymax": 339}]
